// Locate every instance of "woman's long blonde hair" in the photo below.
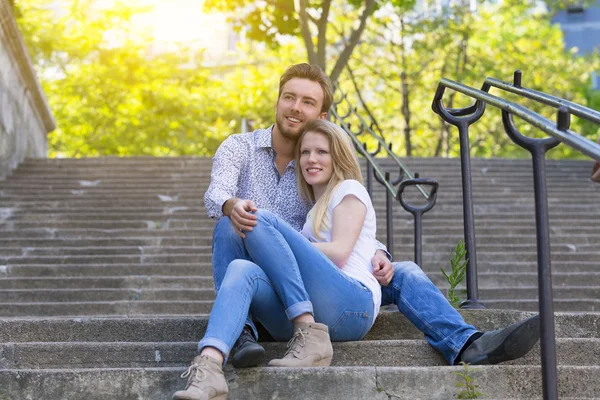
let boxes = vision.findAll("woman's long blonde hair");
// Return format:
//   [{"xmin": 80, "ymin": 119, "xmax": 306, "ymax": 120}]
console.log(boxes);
[{"xmin": 295, "ymin": 119, "xmax": 363, "ymax": 239}]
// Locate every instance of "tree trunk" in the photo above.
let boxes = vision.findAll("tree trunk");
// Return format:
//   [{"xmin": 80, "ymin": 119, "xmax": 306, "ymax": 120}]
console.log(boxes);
[
  {"xmin": 399, "ymin": 18, "xmax": 412, "ymax": 157},
  {"xmin": 329, "ymin": 0, "xmax": 376, "ymax": 83}
]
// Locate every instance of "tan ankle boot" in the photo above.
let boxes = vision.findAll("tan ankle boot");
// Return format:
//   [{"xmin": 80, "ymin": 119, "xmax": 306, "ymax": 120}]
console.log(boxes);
[
  {"xmin": 172, "ymin": 355, "xmax": 228, "ymax": 400},
  {"xmin": 268, "ymin": 322, "xmax": 333, "ymax": 367}
]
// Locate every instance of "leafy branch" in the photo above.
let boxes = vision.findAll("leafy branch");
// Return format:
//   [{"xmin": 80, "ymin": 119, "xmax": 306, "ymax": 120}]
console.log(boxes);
[{"xmin": 441, "ymin": 239, "xmax": 468, "ymax": 308}]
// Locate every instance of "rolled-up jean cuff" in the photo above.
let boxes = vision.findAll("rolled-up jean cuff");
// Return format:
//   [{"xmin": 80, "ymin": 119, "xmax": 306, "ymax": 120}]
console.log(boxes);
[
  {"xmin": 285, "ymin": 300, "xmax": 313, "ymax": 320},
  {"xmin": 198, "ymin": 337, "xmax": 230, "ymax": 359}
]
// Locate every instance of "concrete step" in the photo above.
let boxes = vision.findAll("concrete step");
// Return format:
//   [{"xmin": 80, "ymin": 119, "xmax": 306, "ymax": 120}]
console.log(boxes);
[
  {"xmin": 0, "ymin": 288, "xmax": 216, "ymax": 302},
  {"xmin": 1, "ymin": 261, "xmax": 598, "ymax": 278},
  {"xmin": 2, "ymin": 226, "xmax": 600, "ymax": 240},
  {"xmin": 480, "ymin": 299, "xmax": 600, "ymax": 312},
  {"xmin": 477, "ymin": 286, "xmax": 600, "ymax": 299},
  {"xmin": 0, "ymin": 263, "xmax": 214, "ymax": 277},
  {"xmin": 3, "ymin": 298, "xmax": 597, "ymax": 316},
  {"xmin": 4, "ymin": 212, "xmax": 600, "ymax": 224},
  {"xmin": 0, "ymin": 365, "xmax": 598, "ymax": 399},
  {"xmin": 2, "ymin": 251, "xmax": 600, "ymax": 265},
  {"xmin": 1, "ymin": 271, "xmax": 598, "ymax": 291},
  {"xmin": 1, "ymin": 233, "xmax": 600, "ymax": 250},
  {"xmin": 0, "ymin": 203, "xmax": 593, "ymax": 216},
  {"xmin": 1, "ymin": 311, "xmax": 595, "ymax": 342},
  {"xmin": 4, "ymin": 218, "xmax": 600, "ymax": 232},
  {"xmin": 0, "ymin": 276, "xmax": 214, "ymax": 290},
  {"xmin": 3, "ymin": 286, "xmax": 597, "ymax": 303},
  {"xmin": 1, "ymin": 338, "xmax": 597, "ymax": 369},
  {"xmin": 429, "ymin": 272, "xmax": 600, "ymax": 288},
  {"xmin": 2, "ymin": 243, "xmax": 599, "ymax": 258},
  {"xmin": 1, "ymin": 184, "xmax": 596, "ymax": 195},
  {"xmin": 2, "ymin": 194, "xmax": 597, "ymax": 208},
  {"xmin": 0, "ymin": 300, "xmax": 214, "ymax": 317}
]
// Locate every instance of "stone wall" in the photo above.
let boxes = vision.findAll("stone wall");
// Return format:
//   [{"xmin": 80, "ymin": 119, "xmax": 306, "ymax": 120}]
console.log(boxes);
[{"xmin": 0, "ymin": 0, "xmax": 55, "ymax": 178}]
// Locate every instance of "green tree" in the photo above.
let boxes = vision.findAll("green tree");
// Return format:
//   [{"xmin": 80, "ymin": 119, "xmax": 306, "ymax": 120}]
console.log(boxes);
[
  {"xmin": 343, "ymin": 0, "xmax": 600, "ymax": 158},
  {"xmin": 203, "ymin": 0, "xmax": 418, "ymax": 82},
  {"xmin": 13, "ymin": 0, "xmax": 295, "ymax": 157}
]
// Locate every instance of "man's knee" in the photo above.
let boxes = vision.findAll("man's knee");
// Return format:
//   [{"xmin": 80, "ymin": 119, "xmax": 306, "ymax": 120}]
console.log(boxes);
[
  {"xmin": 392, "ymin": 261, "xmax": 429, "ymax": 282},
  {"xmin": 213, "ymin": 217, "xmax": 243, "ymax": 249}
]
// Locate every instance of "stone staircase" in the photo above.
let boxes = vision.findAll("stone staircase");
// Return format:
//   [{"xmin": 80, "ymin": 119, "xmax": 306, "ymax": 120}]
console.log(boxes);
[{"xmin": 0, "ymin": 156, "xmax": 599, "ymax": 399}]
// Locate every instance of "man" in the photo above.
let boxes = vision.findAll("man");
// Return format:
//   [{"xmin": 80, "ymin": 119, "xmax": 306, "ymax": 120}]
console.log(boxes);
[{"xmin": 203, "ymin": 63, "xmax": 539, "ymax": 370}]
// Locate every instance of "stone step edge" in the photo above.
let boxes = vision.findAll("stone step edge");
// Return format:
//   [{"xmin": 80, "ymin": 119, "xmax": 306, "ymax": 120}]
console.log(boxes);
[
  {"xmin": 1, "ymin": 311, "xmax": 598, "ymax": 342},
  {"xmin": 0, "ymin": 365, "xmax": 598, "ymax": 400},
  {"xmin": 2, "ymin": 338, "xmax": 597, "ymax": 369}
]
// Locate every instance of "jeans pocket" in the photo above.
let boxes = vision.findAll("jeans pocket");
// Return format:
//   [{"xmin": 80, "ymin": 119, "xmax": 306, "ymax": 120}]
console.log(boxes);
[{"xmin": 329, "ymin": 310, "xmax": 372, "ymax": 341}]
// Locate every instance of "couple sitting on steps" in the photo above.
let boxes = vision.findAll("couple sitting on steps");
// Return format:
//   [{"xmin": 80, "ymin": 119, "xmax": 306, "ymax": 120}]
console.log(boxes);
[{"xmin": 171, "ymin": 63, "xmax": 540, "ymax": 400}]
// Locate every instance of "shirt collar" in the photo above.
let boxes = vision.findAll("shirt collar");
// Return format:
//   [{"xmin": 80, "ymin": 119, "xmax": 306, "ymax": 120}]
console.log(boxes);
[
  {"xmin": 255, "ymin": 126, "xmax": 274, "ymax": 149},
  {"xmin": 255, "ymin": 125, "xmax": 296, "ymax": 170}
]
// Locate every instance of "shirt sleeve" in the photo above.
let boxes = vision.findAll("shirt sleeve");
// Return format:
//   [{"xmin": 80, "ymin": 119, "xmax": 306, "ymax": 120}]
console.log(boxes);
[
  {"xmin": 330, "ymin": 180, "xmax": 371, "ymax": 210},
  {"xmin": 374, "ymin": 240, "xmax": 391, "ymax": 260},
  {"xmin": 204, "ymin": 136, "xmax": 246, "ymax": 219},
  {"xmin": 330, "ymin": 180, "xmax": 391, "ymax": 260}
]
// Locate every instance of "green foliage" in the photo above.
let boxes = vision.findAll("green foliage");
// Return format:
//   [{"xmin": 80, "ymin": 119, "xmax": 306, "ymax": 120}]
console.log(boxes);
[
  {"xmin": 441, "ymin": 240, "xmax": 468, "ymax": 308},
  {"xmin": 345, "ymin": 0, "xmax": 600, "ymax": 159},
  {"xmin": 455, "ymin": 362, "xmax": 482, "ymax": 399},
  {"xmin": 14, "ymin": 0, "xmax": 290, "ymax": 157},
  {"xmin": 13, "ymin": 0, "xmax": 600, "ymax": 158},
  {"xmin": 203, "ymin": 0, "xmax": 299, "ymax": 48}
]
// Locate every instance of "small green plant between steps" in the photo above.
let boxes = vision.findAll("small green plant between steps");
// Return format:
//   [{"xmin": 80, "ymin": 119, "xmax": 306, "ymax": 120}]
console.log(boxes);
[
  {"xmin": 455, "ymin": 361, "xmax": 482, "ymax": 399},
  {"xmin": 441, "ymin": 240, "xmax": 468, "ymax": 308},
  {"xmin": 0, "ymin": 389, "xmax": 12, "ymax": 400}
]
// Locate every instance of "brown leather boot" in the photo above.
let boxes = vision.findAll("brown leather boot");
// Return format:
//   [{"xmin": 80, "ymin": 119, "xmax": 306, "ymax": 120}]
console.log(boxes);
[
  {"xmin": 172, "ymin": 355, "xmax": 228, "ymax": 400},
  {"xmin": 268, "ymin": 322, "xmax": 333, "ymax": 367}
]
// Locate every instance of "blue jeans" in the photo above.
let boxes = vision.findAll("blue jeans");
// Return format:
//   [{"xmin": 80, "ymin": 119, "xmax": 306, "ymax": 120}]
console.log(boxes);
[
  {"xmin": 380, "ymin": 261, "xmax": 479, "ymax": 364},
  {"xmin": 208, "ymin": 211, "xmax": 478, "ymax": 365},
  {"xmin": 200, "ymin": 210, "xmax": 375, "ymax": 358}
]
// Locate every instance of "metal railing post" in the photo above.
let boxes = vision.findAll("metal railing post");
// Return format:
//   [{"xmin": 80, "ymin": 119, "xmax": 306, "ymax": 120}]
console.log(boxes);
[
  {"xmin": 430, "ymin": 73, "xmax": 600, "ymax": 400},
  {"xmin": 501, "ymin": 107, "xmax": 561, "ymax": 400},
  {"xmin": 432, "ymin": 87, "xmax": 486, "ymax": 309},
  {"xmin": 397, "ymin": 173, "xmax": 439, "ymax": 267}
]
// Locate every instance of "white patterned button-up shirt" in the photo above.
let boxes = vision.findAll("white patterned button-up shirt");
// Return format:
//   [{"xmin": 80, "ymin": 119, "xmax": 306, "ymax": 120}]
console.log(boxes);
[
  {"xmin": 204, "ymin": 125, "xmax": 389, "ymax": 256},
  {"xmin": 204, "ymin": 126, "xmax": 312, "ymax": 231}
]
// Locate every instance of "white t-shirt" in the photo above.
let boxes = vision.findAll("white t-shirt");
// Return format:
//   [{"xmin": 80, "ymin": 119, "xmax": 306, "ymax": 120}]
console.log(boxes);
[{"xmin": 301, "ymin": 179, "xmax": 381, "ymax": 323}]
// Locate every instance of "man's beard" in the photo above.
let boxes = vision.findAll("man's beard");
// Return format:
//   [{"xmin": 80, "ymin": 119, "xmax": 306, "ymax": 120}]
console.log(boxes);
[{"xmin": 276, "ymin": 113, "xmax": 303, "ymax": 141}]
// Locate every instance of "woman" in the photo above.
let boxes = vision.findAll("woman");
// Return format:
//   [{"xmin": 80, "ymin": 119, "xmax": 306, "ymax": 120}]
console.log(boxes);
[{"xmin": 172, "ymin": 119, "xmax": 380, "ymax": 400}]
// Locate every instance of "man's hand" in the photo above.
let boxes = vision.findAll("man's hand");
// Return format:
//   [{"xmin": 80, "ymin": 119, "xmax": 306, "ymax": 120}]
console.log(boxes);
[
  {"xmin": 224, "ymin": 198, "xmax": 258, "ymax": 238},
  {"xmin": 372, "ymin": 250, "xmax": 394, "ymax": 286}
]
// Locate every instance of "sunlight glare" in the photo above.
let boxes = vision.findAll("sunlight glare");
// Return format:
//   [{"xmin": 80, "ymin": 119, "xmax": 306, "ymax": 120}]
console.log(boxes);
[{"xmin": 131, "ymin": 0, "xmax": 234, "ymax": 59}]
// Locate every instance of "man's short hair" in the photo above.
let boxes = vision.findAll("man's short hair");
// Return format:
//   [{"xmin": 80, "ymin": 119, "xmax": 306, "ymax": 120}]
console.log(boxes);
[{"xmin": 278, "ymin": 63, "xmax": 333, "ymax": 114}]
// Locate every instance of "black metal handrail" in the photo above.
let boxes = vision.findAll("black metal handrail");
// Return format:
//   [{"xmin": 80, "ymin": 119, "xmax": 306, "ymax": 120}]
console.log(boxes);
[
  {"xmin": 432, "ymin": 71, "xmax": 600, "ymax": 400},
  {"xmin": 329, "ymin": 84, "xmax": 438, "ymax": 262},
  {"xmin": 485, "ymin": 71, "xmax": 600, "ymax": 125}
]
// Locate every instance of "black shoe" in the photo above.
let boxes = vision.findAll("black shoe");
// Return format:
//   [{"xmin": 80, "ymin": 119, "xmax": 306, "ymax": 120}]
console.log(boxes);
[
  {"xmin": 230, "ymin": 328, "xmax": 266, "ymax": 368},
  {"xmin": 459, "ymin": 315, "xmax": 540, "ymax": 365}
]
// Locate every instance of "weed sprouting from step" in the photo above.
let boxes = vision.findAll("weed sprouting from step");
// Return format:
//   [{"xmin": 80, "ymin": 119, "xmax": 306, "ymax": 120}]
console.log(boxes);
[
  {"xmin": 441, "ymin": 240, "xmax": 468, "ymax": 308},
  {"xmin": 455, "ymin": 362, "xmax": 481, "ymax": 399}
]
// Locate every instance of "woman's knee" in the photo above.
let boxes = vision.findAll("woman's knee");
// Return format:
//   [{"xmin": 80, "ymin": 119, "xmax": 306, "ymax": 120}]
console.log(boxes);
[
  {"xmin": 243, "ymin": 209, "xmax": 278, "ymax": 242},
  {"xmin": 252, "ymin": 209, "xmax": 277, "ymax": 225}
]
